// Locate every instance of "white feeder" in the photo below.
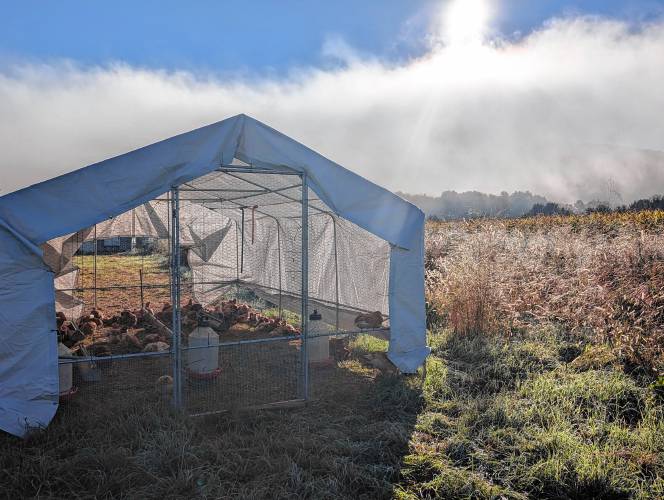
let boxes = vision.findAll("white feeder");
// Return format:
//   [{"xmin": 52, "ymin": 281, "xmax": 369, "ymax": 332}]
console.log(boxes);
[
  {"xmin": 186, "ymin": 317, "xmax": 220, "ymax": 376},
  {"xmin": 307, "ymin": 309, "xmax": 332, "ymax": 366},
  {"xmin": 57, "ymin": 342, "xmax": 73, "ymax": 395}
]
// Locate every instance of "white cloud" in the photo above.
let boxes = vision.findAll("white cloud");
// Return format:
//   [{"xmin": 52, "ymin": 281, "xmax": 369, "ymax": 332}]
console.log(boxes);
[{"xmin": 1, "ymin": 16, "xmax": 663, "ymax": 202}]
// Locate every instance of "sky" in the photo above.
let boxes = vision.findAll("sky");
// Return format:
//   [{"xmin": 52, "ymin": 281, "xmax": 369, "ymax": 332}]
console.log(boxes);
[{"xmin": 1, "ymin": 0, "xmax": 664, "ymax": 202}]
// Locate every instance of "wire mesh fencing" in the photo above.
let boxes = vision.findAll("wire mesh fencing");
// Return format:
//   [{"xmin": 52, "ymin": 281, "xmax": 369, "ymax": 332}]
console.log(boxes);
[
  {"xmin": 50, "ymin": 165, "xmax": 392, "ymax": 429},
  {"xmin": 55, "ymin": 353, "xmax": 173, "ymax": 421}
]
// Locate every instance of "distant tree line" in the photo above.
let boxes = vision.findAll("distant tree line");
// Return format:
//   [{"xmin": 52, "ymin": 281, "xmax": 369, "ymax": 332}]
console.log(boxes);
[
  {"xmin": 400, "ymin": 190, "xmax": 664, "ymax": 220},
  {"xmin": 399, "ymin": 190, "xmax": 548, "ymax": 220},
  {"xmin": 611, "ymin": 194, "xmax": 664, "ymax": 213}
]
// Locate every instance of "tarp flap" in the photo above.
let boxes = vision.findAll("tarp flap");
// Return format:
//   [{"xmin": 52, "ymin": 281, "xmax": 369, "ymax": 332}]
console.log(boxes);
[{"xmin": 0, "ymin": 226, "xmax": 58, "ymax": 436}]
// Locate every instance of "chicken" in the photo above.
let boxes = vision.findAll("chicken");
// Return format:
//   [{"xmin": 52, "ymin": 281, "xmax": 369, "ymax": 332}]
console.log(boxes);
[
  {"xmin": 120, "ymin": 310, "xmax": 138, "ymax": 327},
  {"xmin": 272, "ymin": 320, "xmax": 298, "ymax": 336},
  {"xmin": 156, "ymin": 302, "xmax": 173, "ymax": 324},
  {"xmin": 56, "ymin": 311, "xmax": 67, "ymax": 330},
  {"xmin": 143, "ymin": 341, "xmax": 170, "ymax": 353},
  {"xmin": 142, "ymin": 301, "xmax": 155, "ymax": 317},
  {"xmin": 155, "ymin": 375, "xmax": 173, "ymax": 397},
  {"xmin": 124, "ymin": 333, "xmax": 143, "ymax": 350},
  {"xmin": 91, "ymin": 316, "xmax": 103, "ymax": 327},
  {"xmin": 255, "ymin": 318, "xmax": 278, "ymax": 333},
  {"xmin": 90, "ymin": 309, "xmax": 104, "ymax": 325},
  {"xmin": 143, "ymin": 333, "xmax": 162, "ymax": 344},
  {"xmin": 107, "ymin": 326, "xmax": 127, "ymax": 344},
  {"xmin": 363, "ymin": 352, "xmax": 398, "ymax": 374},
  {"xmin": 80, "ymin": 320, "xmax": 97, "ymax": 337},
  {"xmin": 354, "ymin": 311, "xmax": 384, "ymax": 330},
  {"xmin": 90, "ymin": 342, "xmax": 111, "ymax": 357}
]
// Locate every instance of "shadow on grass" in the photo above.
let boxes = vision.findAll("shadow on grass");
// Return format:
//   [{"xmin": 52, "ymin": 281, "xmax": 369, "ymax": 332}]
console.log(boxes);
[
  {"xmin": 396, "ymin": 327, "xmax": 663, "ymax": 500},
  {"xmin": 0, "ymin": 351, "xmax": 424, "ymax": 499}
]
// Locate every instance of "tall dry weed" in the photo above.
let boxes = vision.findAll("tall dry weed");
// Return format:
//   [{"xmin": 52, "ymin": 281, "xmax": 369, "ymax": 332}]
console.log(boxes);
[{"xmin": 426, "ymin": 212, "xmax": 664, "ymax": 375}]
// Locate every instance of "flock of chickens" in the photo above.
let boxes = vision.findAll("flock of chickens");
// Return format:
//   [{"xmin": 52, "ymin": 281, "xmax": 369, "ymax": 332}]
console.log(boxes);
[
  {"xmin": 56, "ymin": 298, "xmax": 303, "ymax": 357},
  {"xmin": 57, "ymin": 297, "xmax": 386, "ymax": 358}
]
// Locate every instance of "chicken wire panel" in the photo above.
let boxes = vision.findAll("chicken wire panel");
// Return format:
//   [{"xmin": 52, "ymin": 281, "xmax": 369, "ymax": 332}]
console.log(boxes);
[
  {"xmin": 305, "ymin": 212, "xmax": 390, "ymax": 332},
  {"xmin": 184, "ymin": 170, "xmax": 305, "ymax": 314},
  {"xmin": 45, "ymin": 166, "xmax": 391, "ymax": 422},
  {"xmin": 178, "ymin": 170, "xmax": 306, "ymax": 413},
  {"xmin": 183, "ymin": 169, "xmax": 389, "ymax": 332},
  {"xmin": 181, "ymin": 338, "xmax": 302, "ymax": 415},
  {"xmin": 56, "ymin": 354, "xmax": 173, "ymax": 422}
]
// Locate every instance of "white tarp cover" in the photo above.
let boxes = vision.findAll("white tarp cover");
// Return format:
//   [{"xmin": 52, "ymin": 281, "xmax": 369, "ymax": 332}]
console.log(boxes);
[{"xmin": 0, "ymin": 114, "xmax": 428, "ymax": 437}]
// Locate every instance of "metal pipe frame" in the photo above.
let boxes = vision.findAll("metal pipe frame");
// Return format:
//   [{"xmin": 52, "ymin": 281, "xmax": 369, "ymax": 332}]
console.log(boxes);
[
  {"xmin": 181, "ymin": 333, "xmax": 299, "ymax": 351},
  {"xmin": 170, "ymin": 186, "xmax": 183, "ymax": 408},
  {"xmin": 326, "ymin": 213, "xmax": 341, "ymax": 332},
  {"xmin": 58, "ymin": 349, "xmax": 171, "ymax": 364},
  {"xmin": 216, "ymin": 165, "xmax": 301, "ymax": 176},
  {"xmin": 223, "ymin": 171, "xmax": 329, "ymax": 217},
  {"xmin": 56, "ymin": 325, "xmax": 390, "ymax": 365},
  {"xmin": 93, "ymin": 224, "xmax": 98, "ymax": 308},
  {"xmin": 180, "ymin": 182, "xmax": 302, "ymax": 204},
  {"xmin": 300, "ymin": 172, "xmax": 309, "ymax": 401}
]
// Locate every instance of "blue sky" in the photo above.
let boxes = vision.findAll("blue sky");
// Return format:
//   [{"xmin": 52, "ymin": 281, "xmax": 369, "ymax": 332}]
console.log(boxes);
[
  {"xmin": 2, "ymin": 0, "xmax": 663, "ymax": 73},
  {"xmin": 1, "ymin": 1, "xmax": 663, "ymax": 200}
]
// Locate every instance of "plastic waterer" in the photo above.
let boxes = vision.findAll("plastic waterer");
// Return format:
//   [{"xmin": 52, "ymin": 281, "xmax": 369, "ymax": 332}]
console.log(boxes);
[
  {"xmin": 186, "ymin": 317, "xmax": 220, "ymax": 376},
  {"xmin": 307, "ymin": 309, "xmax": 332, "ymax": 366},
  {"xmin": 57, "ymin": 342, "xmax": 73, "ymax": 395}
]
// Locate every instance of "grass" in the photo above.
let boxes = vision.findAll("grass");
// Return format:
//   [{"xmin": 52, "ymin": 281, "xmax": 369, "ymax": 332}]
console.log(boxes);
[
  {"xmin": 1, "ymin": 211, "xmax": 662, "ymax": 498},
  {"xmin": 398, "ymin": 327, "xmax": 664, "ymax": 499},
  {"xmin": 1, "ymin": 327, "xmax": 661, "ymax": 499}
]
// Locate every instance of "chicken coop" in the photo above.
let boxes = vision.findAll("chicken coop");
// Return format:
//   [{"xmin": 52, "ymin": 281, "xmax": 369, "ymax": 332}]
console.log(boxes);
[{"xmin": 0, "ymin": 114, "xmax": 428, "ymax": 437}]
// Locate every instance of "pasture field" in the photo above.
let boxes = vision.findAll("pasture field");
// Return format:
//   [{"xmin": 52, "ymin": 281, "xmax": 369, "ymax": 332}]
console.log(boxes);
[{"xmin": 0, "ymin": 211, "xmax": 662, "ymax": 499}]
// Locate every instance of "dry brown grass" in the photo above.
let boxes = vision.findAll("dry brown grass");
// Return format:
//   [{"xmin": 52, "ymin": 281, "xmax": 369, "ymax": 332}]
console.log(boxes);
[{"xmin": 426, "ymin": 210, "xmax": 664, "ymax": 375}]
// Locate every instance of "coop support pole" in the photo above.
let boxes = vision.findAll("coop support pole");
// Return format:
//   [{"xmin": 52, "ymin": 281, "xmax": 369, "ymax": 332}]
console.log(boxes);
[
  {"xmin": 276, "ymin": 217, "xmax": 283, "ymax": 319},
  {"xmin": 167, "ymin": 190, "xmax": 171, "ymax": 292},
  {"xmin": 234, "ymin": 219, "xmax": 240, "ymax": 281},
  {"xmin": 260, "ymin": 214, "xmax": 283, "ymax": 318},
  {"xmin": 240, "ymin": 207, "xmax": 245, "ymax": 274},
  {"xmin": 170, "ymin": 186, "xmax": 183, "ymax": 409},
  {"xmin": 300, "ymin": 173, "xmax": 309, "ymax": 401},
  {"xmin": 328, "ymin": 213, "xmax": 340, "ymax": 332},
  {"xmin": 93, "ymin": 224, "xmax": 98, "ymax": 309}
]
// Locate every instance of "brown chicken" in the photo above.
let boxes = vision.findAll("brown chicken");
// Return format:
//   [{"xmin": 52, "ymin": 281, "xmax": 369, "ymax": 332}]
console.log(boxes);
[
  {"xmin": 120, "ymin": 310, "xmax": 138, "ymax": 327},
  {"xmin": 80, "ymin": 321, "xmax": 97, "ymax": 337},
  {"xmin": 354, "ymin": 311, "xmax": 384, "ymax": 329}
]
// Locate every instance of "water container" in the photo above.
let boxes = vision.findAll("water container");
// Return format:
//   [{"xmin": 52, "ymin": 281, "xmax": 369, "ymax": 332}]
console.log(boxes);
[
  {"xmin": 58, "ymin": 342, "xmax": 73, "ymax": 395},
  {"xmin": 307, "ymin": 309, "xmax": 332, "ymax": 365},
  {"xmin": 186, "ymin": 320, "xmax": 220, "ymax": 375}
]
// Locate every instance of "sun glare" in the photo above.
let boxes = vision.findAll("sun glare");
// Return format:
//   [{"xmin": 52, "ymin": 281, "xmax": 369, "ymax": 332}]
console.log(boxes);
[{"xmin": 442, "ymin": 0, "xmax": 492, "ymax": 46}]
